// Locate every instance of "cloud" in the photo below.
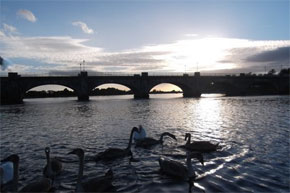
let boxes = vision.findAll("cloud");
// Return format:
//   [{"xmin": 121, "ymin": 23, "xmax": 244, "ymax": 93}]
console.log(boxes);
[
  {"xmin": 219, "ymin": 42, "xmax": 290, "ymax": 72},
  {"xmin": 17, "ymin": 9, "xmax": 37, "ymax": 22},
  {"xmin": 3, "ymin": 23, "xmax": 18, "ymax": 34},
  {"xmin": 246, "ymin": 46, "xmax": 289, "ymax": 63},
  {"xmin": 72, "ymin": 21, "xmax": 94, "ymax": 34},
  {"xmin": 0, "ymin": 30, "xmax": 5, "ymax": 37},
  {"xmin": 185, "ymin": 34, "xmax": 198, "ymax": 37},
  {"xmin": 0, "ymin": 31, "xmax": 289, "ymax": 74}
]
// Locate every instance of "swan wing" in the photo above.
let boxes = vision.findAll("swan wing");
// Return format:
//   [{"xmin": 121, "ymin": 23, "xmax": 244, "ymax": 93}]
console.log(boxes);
[
  {"xmin": 82, "ymin": 172, "xmax": 115, "ymax": 192},
  {"xmin": 136, "ymin": 138, "xmax": 158, "ymax": 148},
  {"xmin": 159, "ymin": 158, "xmax": 188, "ymax": 179},
  {"xmin": 0, "ymin": 162, "xmax": 13, "ymax": 184},
  {"xmin": 50, "ymin": 158, "xmax": 63, "ymax": 174},
  {"xmin": 186, "ymin": 141, "xmax": 218, "ymax": 152},
  {"xmin": 96, "ymin": 148, "xmax": 127, "ymax": 161},
  {"xmin": 20, "ymin": 178, "xmax": 52, "ymax": 192}
]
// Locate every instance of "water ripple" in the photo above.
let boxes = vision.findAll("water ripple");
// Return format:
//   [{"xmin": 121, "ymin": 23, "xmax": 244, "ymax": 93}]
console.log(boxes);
[{"xmin": 0, "ymin": 95, "xmax": 289, "ymax": 192}]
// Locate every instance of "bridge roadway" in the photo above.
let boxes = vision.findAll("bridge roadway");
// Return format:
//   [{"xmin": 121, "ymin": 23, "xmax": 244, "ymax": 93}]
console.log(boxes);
[{"xmin": 0, "ymin": 72, "xmax": 289, "ymax": 104}]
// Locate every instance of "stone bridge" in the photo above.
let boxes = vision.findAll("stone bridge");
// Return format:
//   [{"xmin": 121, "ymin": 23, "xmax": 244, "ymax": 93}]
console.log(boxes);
[{"xmin": 0, "ymin": 72, "xmax": 289, "ymax": 104}]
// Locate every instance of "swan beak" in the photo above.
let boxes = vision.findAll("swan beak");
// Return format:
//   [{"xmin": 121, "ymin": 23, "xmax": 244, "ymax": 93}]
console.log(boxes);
[
  {"xmin": 200, "ymin": 158, "xmax": 204, "ymax": 166},
  {"xmin": 1, "ymin": 158, "xmax": 8, "ymax": 162}
]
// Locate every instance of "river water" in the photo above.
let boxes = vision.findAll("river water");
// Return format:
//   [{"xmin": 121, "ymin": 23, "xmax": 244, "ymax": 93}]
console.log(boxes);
[{"xmin": 0, "ymin": 94, "xmax": 289, "ymax": 192}]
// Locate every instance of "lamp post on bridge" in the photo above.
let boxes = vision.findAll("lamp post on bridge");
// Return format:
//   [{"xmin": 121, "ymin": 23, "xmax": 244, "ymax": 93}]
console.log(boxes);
[{"xmin": 80, "ymin": 60, "xmax": 86, "ymax": 72}]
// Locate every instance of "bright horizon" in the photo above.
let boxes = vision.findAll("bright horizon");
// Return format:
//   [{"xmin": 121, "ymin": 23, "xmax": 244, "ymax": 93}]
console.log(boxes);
[{"xmin": 0, "ymin": 0, "xmax": 289, "ymax": 91}]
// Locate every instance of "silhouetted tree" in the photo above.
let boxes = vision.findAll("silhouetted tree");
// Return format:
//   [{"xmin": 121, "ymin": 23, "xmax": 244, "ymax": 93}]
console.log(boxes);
[
  {"xmin": 279, "ymin": 68, "xmax": 290, "ymax": 76},
  {"xmin": 267, "ymin": 69, "xmax": 276, "ymax": 75}
]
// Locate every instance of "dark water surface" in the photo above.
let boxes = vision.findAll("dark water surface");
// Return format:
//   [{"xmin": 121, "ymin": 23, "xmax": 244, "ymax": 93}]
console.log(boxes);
[{"xmin": 1, "ymin": 94, "xmax": 289, "ymax": 192}]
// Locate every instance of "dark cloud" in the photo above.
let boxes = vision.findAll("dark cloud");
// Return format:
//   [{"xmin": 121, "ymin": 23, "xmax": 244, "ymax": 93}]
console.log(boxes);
[
  {"xmin": 0, "ymin": 56, "xmax": 10, "ymax": 70},
  {"xmin": 246, "ymin": 46, "xmax": 290, "ymax": 63}
]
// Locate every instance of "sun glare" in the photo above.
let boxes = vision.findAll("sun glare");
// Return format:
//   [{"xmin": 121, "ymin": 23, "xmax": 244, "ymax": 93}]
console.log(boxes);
[{"xmin": 162, "ymin": 37, "xmax": 238, "ymax": 72}]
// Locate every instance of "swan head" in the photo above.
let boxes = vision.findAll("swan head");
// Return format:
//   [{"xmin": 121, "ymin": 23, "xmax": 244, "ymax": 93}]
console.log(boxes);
[
  {"xmin": 45, "ymin": 147, "xmax": 50, "ymax": 154},
  {"xmin": 1, "ymin": 154, "xmax": 19, "ymax": 164},
  {"xmin": 185, "ymin": 133, "xmax": 191, "ymax": 141},
  {"xmin": 132, "ymin": 127, "xmax": 139, "ymax": 134},
  {"xmin": 187, "ymin": 152, "xmax": 204, "ymax": 166},
  {"xmin": 138, "ymin": 125, "xmax": 143, "ymax": 132},
  {"xmin": 169, "ymin": 133, "xmax": 177, "ymax": 141},
  {"xmin": 68, "ymin": 148, "xmax": 84, "ymax": 158}
]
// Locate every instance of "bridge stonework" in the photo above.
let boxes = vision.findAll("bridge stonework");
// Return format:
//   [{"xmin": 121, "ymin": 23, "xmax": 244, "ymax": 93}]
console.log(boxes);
[{"xmin": 0, "ymin": 72, "xmax": 289, "ymax": 104}]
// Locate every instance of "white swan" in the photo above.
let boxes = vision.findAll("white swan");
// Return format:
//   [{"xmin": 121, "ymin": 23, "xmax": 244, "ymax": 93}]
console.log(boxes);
[
  {"xmin": 1, "ymin": 154, "xmax": 52, "ymax": 192},
  {"xmin": 1, "ymin": 154, "xmax": 19, "ymax": 192},
  {"xmin": 133, "ymin": 125, "xmax": 146, "ymax": 142},
  {"xmin": 0, "ymin": 161, "xmax": 13, "ymax": 185}
]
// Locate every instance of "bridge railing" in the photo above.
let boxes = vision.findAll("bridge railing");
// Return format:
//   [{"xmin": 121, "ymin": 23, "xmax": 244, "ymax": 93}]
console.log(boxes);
[{"xmin": 0, "ymin": 71, "xmax": 265, "ymax": 77}]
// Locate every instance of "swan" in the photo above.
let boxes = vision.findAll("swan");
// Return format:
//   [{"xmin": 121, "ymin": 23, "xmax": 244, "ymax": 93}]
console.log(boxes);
[
  {"xmin": 135, "ymin": 132, "xmax": 177, "ymax": 148},
  {"xmin": 133, "ymin": 125, "xmax": 146, "ymax": 142},
  {"xmin": 159, "ymin": 152, "xmax": 204, "ymax": 180},
  {"xmin": 43, "ymin": 147, "xmax": 63, "ymax": 180},
  {"xmin": 1, "ymin": 154, "xmax": 52, "ymax": 192},
  {"xmin": 183, "ymin": 133, "xmax": 219, "ymax": 153},
  {"xmin": 1, "ymin": 154, "xmax": 19, "ymax": 192},
  {"xmin": 95, "ymin": 127, "xmax": 139, "ymax": 161},
  {"xmin": 68, "ymin": 148, "xmax": 115, "ymax": 192},
  {"xmin": 20, "ymin": 178, "xmax": 52, "ymax": 192}
]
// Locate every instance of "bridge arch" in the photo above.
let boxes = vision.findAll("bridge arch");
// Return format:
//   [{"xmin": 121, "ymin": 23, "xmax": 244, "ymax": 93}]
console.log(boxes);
[
  {"xmin": 90, "ymin": 83, "xmax": 133, "ymax": 96},
  {"xmin": 23, "ymin": 83, "xmax": 77, "ymax": 95},
  {"xmin": 24, "ymin": 84, "xmax": 76, "ymax": 98},
  {"xmin": 148, "ymin": 81, "xmax": 201, "ymax": 97},
  {"xmin": 149, "ymin": 83, "xmax": 183, "ymax": 94}
]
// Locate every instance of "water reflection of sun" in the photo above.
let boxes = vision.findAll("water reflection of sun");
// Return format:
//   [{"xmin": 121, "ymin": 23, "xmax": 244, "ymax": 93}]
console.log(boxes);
[{"xmin": 186, "ymin": 98, "xmax": 223, "ymax": 141}]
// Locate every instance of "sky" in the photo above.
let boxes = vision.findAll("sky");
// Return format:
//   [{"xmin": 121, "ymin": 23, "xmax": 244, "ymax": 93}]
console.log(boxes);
[{"xmin": 0, "ymin": 0, "xmax": 289, "ymax": 90}]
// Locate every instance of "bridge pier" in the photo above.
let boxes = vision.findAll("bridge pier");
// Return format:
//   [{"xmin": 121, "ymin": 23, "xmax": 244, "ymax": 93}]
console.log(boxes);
[
  {"xmin": 182, "ymin": 75, "xmax": 201, "ymax": 98},
  {"xmin": 134, "ymin": 92, "xmax": 149, "ymax": 99},
  {"xmin": 133, "ymin": 72, "xmax": 150, "ymax": 99},
  {"xmin": 0, "ymin": 73, "xmax": 23, "ymax": 104},
  {"xmin": 183, "ymin": 89, "xmax": 201, "ymax": 98},
  {"xmin": 77, "ymin": 72, "xmax": 89, "ymax": 101}
]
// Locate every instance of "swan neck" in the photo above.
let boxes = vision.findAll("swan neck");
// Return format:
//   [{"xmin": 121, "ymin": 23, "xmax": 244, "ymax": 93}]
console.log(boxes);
[
  {"xmin": 127, "ymin": 129, "xmax": 135, "ymax": 150},
  {"xmin": 159, "ymin": 133, "xmax": 165, "ymax": 142},
  {"xmin": 186, "ymin": 155, "xmax": 194, "ymax": 178},
  {"xmin": 46, "ymin": 151, "xmax": 51, "ymax": 172},
  {"xmin": 186, "ymin": 134, "xmax": 191, "ymax": 145},
  {"xmin": 13, "ymin": 160, "xmax": 19, "ymax": 191},
  {"xmin": 77, "ymin": 154, "xmax": 84, "ymax": 185}
]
